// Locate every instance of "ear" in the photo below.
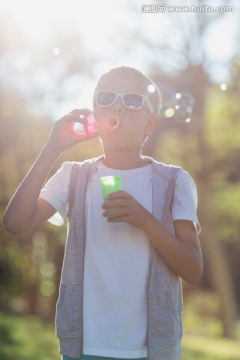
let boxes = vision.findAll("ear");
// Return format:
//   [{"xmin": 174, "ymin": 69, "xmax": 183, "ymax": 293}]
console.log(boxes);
[{"xmin": 144, "ymin": 115, "xmax": 158, "ymax": 137}]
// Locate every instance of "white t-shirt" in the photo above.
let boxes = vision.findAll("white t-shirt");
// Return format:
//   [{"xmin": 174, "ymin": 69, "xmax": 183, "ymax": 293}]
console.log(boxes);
[{"xmin": 40, "ymin": 160, "xmax": 200, "ymax": 358}]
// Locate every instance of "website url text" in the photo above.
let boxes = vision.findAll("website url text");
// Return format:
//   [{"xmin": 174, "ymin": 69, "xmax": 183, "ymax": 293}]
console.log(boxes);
[{"xmin": 141, "ymin": 4, "xmax": 235, "ymax": 13}]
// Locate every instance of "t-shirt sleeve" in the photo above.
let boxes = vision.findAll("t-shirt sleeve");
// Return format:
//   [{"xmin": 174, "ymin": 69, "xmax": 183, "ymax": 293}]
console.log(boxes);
[
  {"xmin": 172, "ymin": 169, "xmax": 201, "ymax": 234},
  {"xmin": 39, "ymin": 161, "xmax": 72, "ymax": 226}
]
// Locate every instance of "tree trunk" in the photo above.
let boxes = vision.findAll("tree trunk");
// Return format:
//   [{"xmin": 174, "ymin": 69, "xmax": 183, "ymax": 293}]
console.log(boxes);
[
  {"xmin": 198, "ymin": 183, "xmax": 237, "ymax": 338},
  {"xmin": 197, "ymin": 117, "xmax": 237, "ymax": 338}
]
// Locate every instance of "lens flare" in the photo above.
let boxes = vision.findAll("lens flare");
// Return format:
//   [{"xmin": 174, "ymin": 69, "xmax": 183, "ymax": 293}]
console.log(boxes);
[
  {"xmin": 147, "ymin": 84, "xmax": 156, "ymax": 93},
  {"xmin": 220, "ymin": 83, "xmax": 227, "ymax": 91},
  {"xmin": 165, "ymin": 108, "xmax": 175, "ymax": 118},
  {"xmin": 53, "ymin": 47, "xmax": 60, "ymax": 56}
]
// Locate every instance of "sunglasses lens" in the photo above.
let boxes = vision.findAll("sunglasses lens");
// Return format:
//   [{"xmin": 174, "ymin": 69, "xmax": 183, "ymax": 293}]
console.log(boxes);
[
  {"xmin": 96, "ymin": 92, "xmax": 146, "ymax": 111},
  {"xmin": 123, "ymin": 94, "xmax": 144, "ymax": 110},
  {"xmin": 96, "ymin": 91, "xmax": 116, "ymax": 106}
]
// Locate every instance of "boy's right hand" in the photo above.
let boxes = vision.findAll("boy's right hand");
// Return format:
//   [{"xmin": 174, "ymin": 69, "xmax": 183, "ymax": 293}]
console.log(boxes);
[
  {"xmin": 3, "ymin": 108, "xmax": 98, "ymax": 234},
  {"xmin": 46, "ymin": 108, "xmax": 97, "ymax": 154}
]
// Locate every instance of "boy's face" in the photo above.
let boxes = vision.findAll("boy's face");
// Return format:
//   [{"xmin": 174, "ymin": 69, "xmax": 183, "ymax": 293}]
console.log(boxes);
[{"xmin": 93, "ymin": 74, "xmax": 157, "ymax": 151}]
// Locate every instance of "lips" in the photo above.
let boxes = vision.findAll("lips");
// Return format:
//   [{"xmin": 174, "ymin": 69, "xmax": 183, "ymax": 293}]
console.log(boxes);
[{"xmin": 105, "ymin": 115, "xmax": 120, "ymax": 129}]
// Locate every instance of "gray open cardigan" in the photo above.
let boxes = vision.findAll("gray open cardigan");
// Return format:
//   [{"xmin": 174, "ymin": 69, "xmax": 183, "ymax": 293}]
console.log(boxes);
[{"xmin": 55, "ymin": 156, "xmax": 183, "ymax": 360}]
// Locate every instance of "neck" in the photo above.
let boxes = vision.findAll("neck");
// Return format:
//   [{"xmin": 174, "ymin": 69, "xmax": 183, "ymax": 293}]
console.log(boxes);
[{"xmin": 101, "ymin": 148, "xmax": 150, "ymax": 170}]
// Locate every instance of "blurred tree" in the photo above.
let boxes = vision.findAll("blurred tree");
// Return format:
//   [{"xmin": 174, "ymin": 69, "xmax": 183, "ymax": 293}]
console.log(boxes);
[
  {"xmin": 0, "ymin": 91, "xmax": 51, "ymax": 313},
  {"xmin": 141, "ymin": 1, "xmax": 239, "ymax": 338},
  {"xmin": 0, "ymin": 90, "xmax": 99, "ymax": 315},
  {"xmin": 0, "ymin": 10, "xmax": 99, "ymax": 316}
]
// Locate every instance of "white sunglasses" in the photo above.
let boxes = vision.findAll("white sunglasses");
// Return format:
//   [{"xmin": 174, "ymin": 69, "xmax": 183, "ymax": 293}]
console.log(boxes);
[{"xmin": 94, "ymin": 91, "xmax": 154, "ymax": 114}]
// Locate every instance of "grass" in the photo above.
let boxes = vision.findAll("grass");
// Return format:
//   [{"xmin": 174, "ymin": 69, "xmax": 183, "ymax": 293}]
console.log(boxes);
[
  {"xmin": 182, "ymin": 335, "xmax": 240, "ymax": 360},
  {"xmin": 1, "ymin": 309, "xmax": 240, "ymax": 360},
  {"xmin": 0, "ymin": 312, "xmax": 59, "ymax": 360},
  {"xmin": 181, "ymin": 289, "xmax": 240, "ymax": 359}
]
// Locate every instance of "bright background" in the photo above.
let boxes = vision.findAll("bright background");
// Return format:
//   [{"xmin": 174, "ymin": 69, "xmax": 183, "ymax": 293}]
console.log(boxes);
[
  {"xmin": 0, "ymin": 0, "xmax": 239, "ymax": 114},
  {"xmin": 1, "ymin": 1, "xmax": 240, "ymax": 359}
]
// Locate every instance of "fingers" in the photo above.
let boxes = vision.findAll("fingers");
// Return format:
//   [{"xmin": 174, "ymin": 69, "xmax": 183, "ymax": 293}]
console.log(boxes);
[
  {"xmin": 102, "ymin": 207, "xmax": 130, "ymax": 221},
  {"xmin": 103, "ymin": 190, "xmax": 130, "ymax": 201},
  {"xmin": 72, "ymin": 130, "xmax": 97, "ymax": 142},
  {"xmin": 101, "ymin": 191, "xmax": 151, "ymax": 228},
  {"xmin": 69, "ymin": 108, "xmax": 92, "ymax": 124},
  {"xmin": 101, "ymin": 191, "xmax": 132, "ymax": 209},
  {"xmin": 48, "ymin": 108, "xmax": 97, "ymax": 152},
  {"xmin": 59, "ymin": 108, "xmax": 92, "ymax": 124},
  {"xmin": 102, "ymin": 191, "xmax": 137, "ymax": 221}
]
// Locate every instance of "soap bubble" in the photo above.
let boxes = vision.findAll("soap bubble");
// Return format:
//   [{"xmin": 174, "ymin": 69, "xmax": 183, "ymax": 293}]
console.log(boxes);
[
  {"xmin": 174, "ymin": 92, "xmax": 194, "ymax": 124},
  {"xmin": 156, "ymin": 83, "xmax": 195, "ymax": 124},
  {"xmin": 157, "ymin": 83, "xmax": 176, "ymax": 114}
]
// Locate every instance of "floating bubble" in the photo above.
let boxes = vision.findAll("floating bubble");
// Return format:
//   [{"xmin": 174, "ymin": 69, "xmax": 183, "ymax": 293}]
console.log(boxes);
[
  {"xmin": 175, "ymin": 92, "xmax": 194, "ymax": 106},
  {"xmin": 174, "ymin": 92, "xmax": 194, "ymax": 124},
  {"xmin": 157, "ymin": 83, "xmax": 176, "ymax": 110},
  {"xmin": 156, "ymin": 83, "xmax": 195, "ymax": 124}
]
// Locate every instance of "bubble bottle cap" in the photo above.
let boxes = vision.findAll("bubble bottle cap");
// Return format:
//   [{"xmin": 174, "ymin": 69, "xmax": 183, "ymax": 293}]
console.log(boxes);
[{"xmin": 83, "ymin": 113, "xmax": 97, "ymax": 135}]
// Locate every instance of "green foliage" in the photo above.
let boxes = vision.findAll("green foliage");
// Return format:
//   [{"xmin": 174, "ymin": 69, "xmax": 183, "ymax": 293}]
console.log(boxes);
[
  {"xmin": 182, "ymin": 288, "xmax": 240, "ymax": 359},
  {"xmin": 204, "ymin": 88, "xmax": 240, "ymax": 243},
  {"xmin": 0, "ymin": 312, "xmax": 59, "ymax": 360},
  {"xmin": 153, "ymin": 84, "xmax": 240, "ymax": 244},
  {"xmin": 182, "ymin": 336, "xmax": 240, "ymax": 360},
  {"xmin": 0, "ymin": 86, "xmax": 103, "ymax": 315},
  {"xmin": 184, "ymin": 290, "xmax": 223, "ymax": 338},
  {"xmin": 1, "ymin": 310, "xmax": 240, "ymax": 360}
]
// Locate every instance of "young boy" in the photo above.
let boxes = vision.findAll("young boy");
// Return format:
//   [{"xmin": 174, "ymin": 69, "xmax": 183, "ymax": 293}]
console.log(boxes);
[{"xmin": 3, "ymin": 66, "xmax": 203, "ymax": 360}]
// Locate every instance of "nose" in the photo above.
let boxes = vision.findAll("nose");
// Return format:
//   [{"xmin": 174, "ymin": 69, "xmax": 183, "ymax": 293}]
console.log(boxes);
[
  {"xmin": 112, "ymin": 97, "xmax": 123, "ymax": 113},
  {"xmin": 114, "ymin": 108, "xmax": 122, "ymax": 113}
]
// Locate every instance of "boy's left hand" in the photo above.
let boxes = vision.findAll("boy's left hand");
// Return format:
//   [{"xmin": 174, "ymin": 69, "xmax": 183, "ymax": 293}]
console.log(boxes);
[{"xmin": 102, "ymin": 190, "xmax": 152, "ymax": 229}]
